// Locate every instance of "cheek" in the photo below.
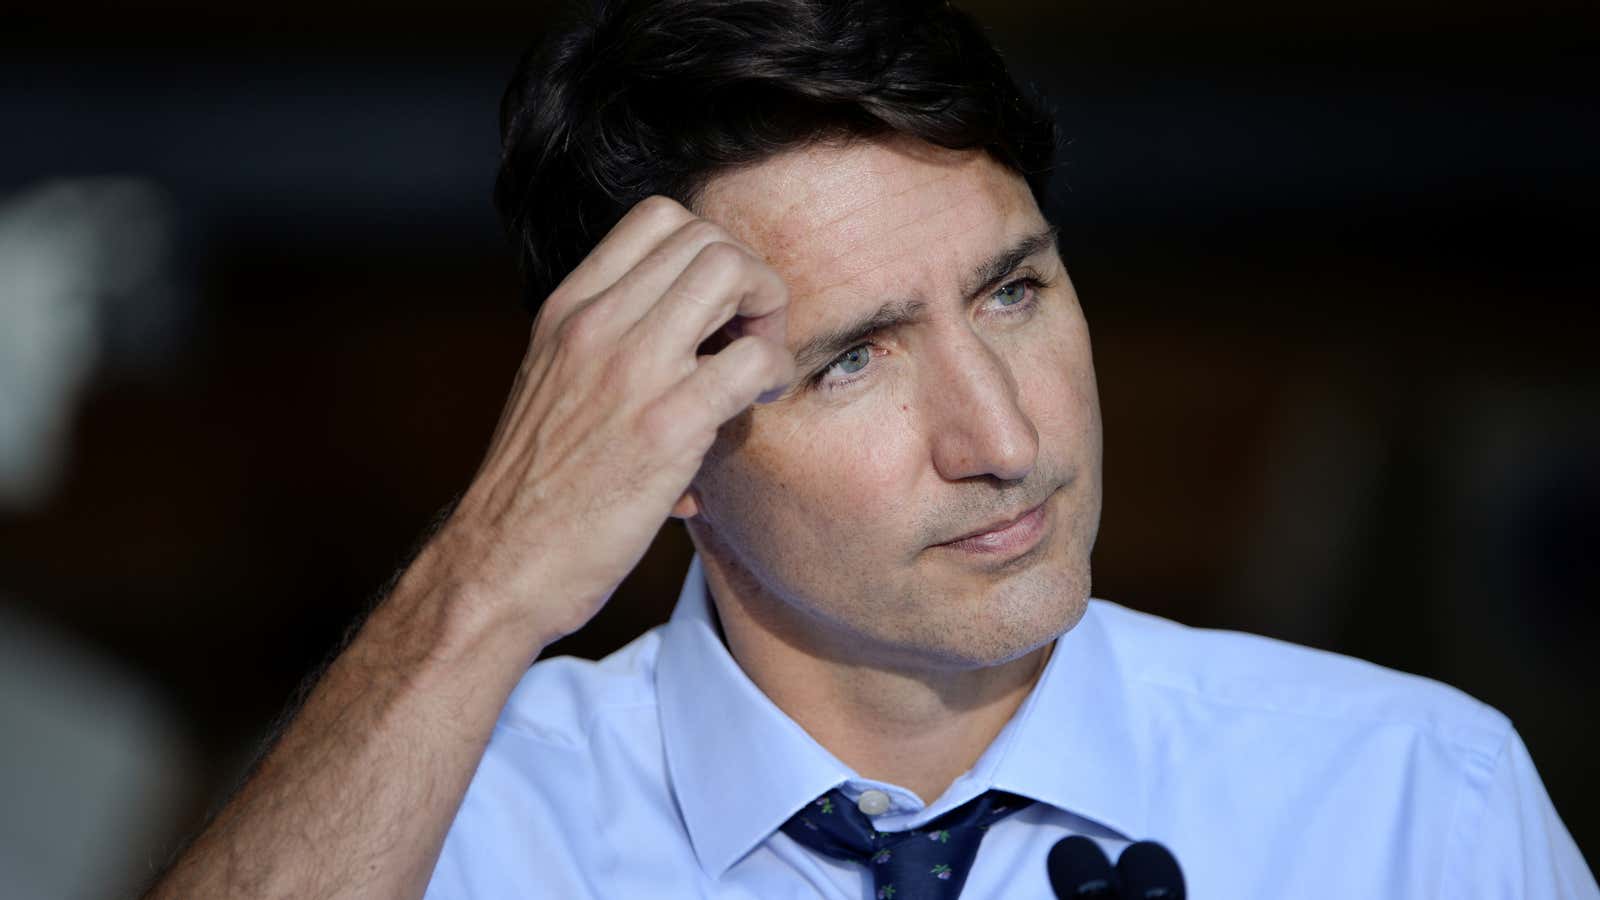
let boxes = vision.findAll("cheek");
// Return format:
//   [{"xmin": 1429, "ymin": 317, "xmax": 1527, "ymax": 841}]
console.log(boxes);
[
  {"xmin": 1015, "ymin": 311, "xmax": 1099, "ymax": 444},
  {"xmin": 702, "ymin": 395, "xmax": 925, "ymax": 547}
]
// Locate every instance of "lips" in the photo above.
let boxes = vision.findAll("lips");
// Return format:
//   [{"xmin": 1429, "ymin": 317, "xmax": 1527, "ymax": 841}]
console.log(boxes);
[{"xmin": 935, "ymin": 495, "xmax": 1052, "ymax": 557}]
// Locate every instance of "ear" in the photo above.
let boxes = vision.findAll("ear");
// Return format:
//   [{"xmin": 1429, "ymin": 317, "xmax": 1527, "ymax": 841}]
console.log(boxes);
[{"xmin": 669, "ymin": 487, "xmax": 703, "ymax": 520}]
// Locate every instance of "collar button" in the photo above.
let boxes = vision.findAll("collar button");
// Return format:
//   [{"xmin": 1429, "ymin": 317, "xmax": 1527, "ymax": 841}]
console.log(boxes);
[{"xmin": 856, "ymin": 789, "xmax": 891, "ymax": 816}]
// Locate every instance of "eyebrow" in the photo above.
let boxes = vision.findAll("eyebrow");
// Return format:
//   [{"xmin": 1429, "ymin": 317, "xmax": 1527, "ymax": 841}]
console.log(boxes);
[
  {"xmin": 792, "ymin": 298, "xmax": 928, "ymax": 377},
  {"xmin": 960, "ymin": 225, "xmax": 1060, "ymax": 299},
  {"xmin": 790, "ymin": 225, "xmax": 1063, "ymax": 378}
]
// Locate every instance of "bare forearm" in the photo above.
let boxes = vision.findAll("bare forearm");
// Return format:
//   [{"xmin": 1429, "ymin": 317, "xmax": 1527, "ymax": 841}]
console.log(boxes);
[{"xmin": 145, "ymin": 543, "xmax": 546, "ymax": 900}]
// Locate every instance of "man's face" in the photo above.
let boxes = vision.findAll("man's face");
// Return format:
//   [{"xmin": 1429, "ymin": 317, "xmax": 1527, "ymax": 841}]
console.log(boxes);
[{"xmin": 687, "ymin": 137, "xmax": 1102, "ymax": 671}]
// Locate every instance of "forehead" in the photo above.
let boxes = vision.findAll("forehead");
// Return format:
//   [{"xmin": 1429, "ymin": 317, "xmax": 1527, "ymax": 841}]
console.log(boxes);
[{"xmin": 695, "ymin": 138, "xmax": 1041, "ymax": 326}]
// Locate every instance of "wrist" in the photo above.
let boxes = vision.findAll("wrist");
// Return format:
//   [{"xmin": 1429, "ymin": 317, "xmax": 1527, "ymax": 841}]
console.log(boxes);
[{"xmin": 389, "ymin": 526, "xmax": 583, "ymax": 664}]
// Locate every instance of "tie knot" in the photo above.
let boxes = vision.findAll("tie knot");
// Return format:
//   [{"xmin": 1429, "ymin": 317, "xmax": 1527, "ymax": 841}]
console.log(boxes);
[{"xmin": 780, "ymin": 788, "xmax": 1031, "ymax": 898}]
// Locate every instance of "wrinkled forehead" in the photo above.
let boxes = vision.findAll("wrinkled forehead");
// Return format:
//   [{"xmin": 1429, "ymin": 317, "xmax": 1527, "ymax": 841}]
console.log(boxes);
[{"xmin": 696, "ymin": 138, "xmax": 1040, "ymax": 331}]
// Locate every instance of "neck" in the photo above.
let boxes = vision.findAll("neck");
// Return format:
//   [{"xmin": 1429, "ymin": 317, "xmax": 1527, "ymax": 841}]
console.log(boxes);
[{"xmin": 699, "ymin": 551, "xmax": 1052, "ymax": 804}]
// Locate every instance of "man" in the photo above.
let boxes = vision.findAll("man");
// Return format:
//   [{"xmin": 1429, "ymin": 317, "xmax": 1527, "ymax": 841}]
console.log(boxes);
[{"xmin": 147, "ymin": 1, "xmax": 1595, "ymax": 897}]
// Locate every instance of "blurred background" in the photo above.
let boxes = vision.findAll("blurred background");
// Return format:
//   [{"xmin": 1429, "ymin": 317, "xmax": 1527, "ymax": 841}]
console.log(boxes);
[{"xmin": 1, "ymin": 0, "xmax": 1595, "ymax": 895}]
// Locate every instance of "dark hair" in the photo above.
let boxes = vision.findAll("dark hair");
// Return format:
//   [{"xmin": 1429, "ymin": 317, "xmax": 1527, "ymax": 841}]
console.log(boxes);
[{"xmin": 495, "ymin": 0, "xmax": 1058, "ymax": 312}]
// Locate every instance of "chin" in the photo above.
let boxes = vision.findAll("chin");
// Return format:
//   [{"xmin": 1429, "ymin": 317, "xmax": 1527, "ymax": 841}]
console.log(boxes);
[
  {"xmin": 980, "ymin": 564, "xmax": 1091, "ymax": 663},
  {"xmin": 889, "ymin": 561, "xmax": 1092, "ymax": 670}
]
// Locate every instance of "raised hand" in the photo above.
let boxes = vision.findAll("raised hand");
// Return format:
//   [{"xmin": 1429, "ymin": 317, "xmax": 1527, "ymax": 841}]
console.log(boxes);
[
  {"xmin": 429, "ymin": 195, "xmax": 795, "ymax": 646},
  {"xmin": 141, "ymin": 196, "xmax": 793, "ymax": 900}
]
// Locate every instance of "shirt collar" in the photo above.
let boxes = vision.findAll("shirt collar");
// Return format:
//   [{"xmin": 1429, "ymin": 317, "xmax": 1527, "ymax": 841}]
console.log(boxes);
[
  {"xmin": 655, "ymin": 556, "xmax": 1149, "ymax": 876},
  {"xmin": 656, "ymin": 556, "xmax": 853, "ymax": 877},
  {"xmin": 984, "ymin": 599, "xmax": 1149, "ymax": 841}
]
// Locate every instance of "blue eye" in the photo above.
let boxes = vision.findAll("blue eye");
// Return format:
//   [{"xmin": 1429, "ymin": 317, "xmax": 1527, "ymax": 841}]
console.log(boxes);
[
  {"xmin": 994, "ymin": 279, "xmax": 1030, "ymax": 307},
  {"xmin": 830, "ymin": 344, "xmax": 872, "ymax": 376}
]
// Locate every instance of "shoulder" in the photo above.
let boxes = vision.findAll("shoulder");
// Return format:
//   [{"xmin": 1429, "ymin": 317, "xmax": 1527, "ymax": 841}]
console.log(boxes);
[
  {"xmin": 491, "ymin": 626, "xmax": 666, "ymax": 750},
  {"xmin": 1073, "ymin": 602, "xmax": 1596, "ymax": 896},
  {"xmin": 1087, "ymin": 599, "xmax": 1511, "ymax": 760},
  {"xmin": 425, "ymin": 624, "xmax": 675, "ymax": 896},
  {"xmin": 432, "ymin": 627, "xmax": 677, "ymax": 896}
]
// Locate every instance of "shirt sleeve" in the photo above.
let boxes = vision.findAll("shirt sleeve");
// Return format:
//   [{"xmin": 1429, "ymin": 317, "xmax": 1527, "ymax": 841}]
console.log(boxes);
[{"xmin": 1445, "ymin": 726, "xmax": 1598, "ymax": 899}]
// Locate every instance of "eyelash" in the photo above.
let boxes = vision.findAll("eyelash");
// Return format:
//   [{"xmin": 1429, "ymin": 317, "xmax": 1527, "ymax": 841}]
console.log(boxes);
[{"xmin": 811, "ymin": 273, "xmax": 1051, "ymax": 391}]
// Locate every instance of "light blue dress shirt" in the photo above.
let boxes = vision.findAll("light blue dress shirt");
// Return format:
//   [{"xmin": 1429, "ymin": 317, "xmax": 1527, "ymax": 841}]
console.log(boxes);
[{"xmin": 426, "ymin": 556, "xmax": 1596, "ymax": 898}]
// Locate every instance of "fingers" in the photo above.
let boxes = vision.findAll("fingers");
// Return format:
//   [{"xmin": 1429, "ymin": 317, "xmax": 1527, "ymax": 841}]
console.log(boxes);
[
  {"xmin": 525, "ymin": 195, "xmax": 795, "ymax": 432},
  {"xmin": 540, "ymin": 197, "xmax": 781, "ymax": 354},
  {"xmin": 630, "ymin": 239, "xmax": 789, "ymax": 359},
  {"xmin": 542, "ymin": 196, "xmax": 697, "ymax": 320},
  {"xmin": 652, "ymin": 335, "xmax": 796, "ymax": 437},
  {"xmin": 597, "ymin": 215, "xmax": 767, "ymax": 325}
]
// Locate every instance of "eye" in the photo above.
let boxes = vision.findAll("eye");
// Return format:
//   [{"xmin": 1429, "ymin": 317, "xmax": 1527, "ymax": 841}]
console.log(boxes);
[
  {"xmin": 811, "ymin": 342, "xmax": 880, "ymax": 391},
  {"xmin": 828, "ymin": 344, "xmax": 872, "ymax": 376},
  {"xmin": 992, "ymin": 278, "xmax": 1033, "ymax": 308}
]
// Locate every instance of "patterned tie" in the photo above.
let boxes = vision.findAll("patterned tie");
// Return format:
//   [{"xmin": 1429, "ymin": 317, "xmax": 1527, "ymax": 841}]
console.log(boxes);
[{"xmin": 780, "ymin": 787, "xmax": 1031, "ymax": 899}]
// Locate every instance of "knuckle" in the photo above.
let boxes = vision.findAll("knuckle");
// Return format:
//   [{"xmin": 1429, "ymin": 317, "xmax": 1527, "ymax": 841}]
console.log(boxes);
[
  {"xmin": 637, "ymin": 400, "xmax": 693, "ymax": 451},
  {"xmin": 631, "ymin": 195, "xmax": 689, "ymax": 228},
  {"xmin": 529, "ymin": 300, "xmax": 560, "ymax": 344},
  {"xmin": 559, "ymin": 300, "xmax": 607, "ymax": 345},
  {"xmin": 677, "ymin": 218, "xmax": 729, "ymax": 249},
  {"xmin": 692, "ymin": 240, "xmax": 750, "ymax": 279},
  {"xmin": 534, "ymin": 282, "xmax": 580, "ymax": 327}
]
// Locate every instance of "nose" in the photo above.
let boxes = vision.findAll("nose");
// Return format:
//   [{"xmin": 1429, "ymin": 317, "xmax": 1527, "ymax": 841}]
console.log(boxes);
[{"xmin": 924, "ymin": 333, "xmax": 1039, "ymax": 483}]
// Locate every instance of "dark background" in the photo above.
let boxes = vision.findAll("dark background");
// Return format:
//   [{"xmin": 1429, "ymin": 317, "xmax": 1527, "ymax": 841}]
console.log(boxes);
[{"xmin": 1, "ymin": 0, "xmax": 1595, "ymax": 895}]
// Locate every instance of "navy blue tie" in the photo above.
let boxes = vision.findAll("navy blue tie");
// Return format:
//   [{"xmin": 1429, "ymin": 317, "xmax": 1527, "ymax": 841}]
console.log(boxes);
[{"xmin": 780, "ymin": 788, "xmax": 1031, "ymax": 899}]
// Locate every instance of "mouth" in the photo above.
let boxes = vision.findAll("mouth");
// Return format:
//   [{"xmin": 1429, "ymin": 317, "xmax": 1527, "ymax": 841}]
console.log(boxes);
[{"xmin": 933, "ymin": 492, "xmax": 1053, "ymax": 559}]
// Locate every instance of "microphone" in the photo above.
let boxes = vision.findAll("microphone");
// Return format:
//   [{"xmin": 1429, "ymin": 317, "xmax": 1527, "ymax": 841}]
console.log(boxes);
[
  {"xmin": 1047, "ymin": 835, "xmax": 1120, "ymax": 897},
  {"xmin": 1115, "ymin": 841, "xmax": 1186, "ymax": 899}
]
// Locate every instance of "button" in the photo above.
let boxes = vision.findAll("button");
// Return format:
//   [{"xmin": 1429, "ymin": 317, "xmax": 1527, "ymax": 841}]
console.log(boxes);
[{"xmin": 857, "ymin": 789, "xmax": 891, "ymax": 816}]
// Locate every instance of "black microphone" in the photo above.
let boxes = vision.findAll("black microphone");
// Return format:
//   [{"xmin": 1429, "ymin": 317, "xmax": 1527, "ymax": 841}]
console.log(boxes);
[
  {"xmin": 1047, "ymin": 835, "xmax": 1121, "ymax": 898},
  {"xmin": 1114, "ymin": 840, "xmax": 1186, "ymax": 899}
]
